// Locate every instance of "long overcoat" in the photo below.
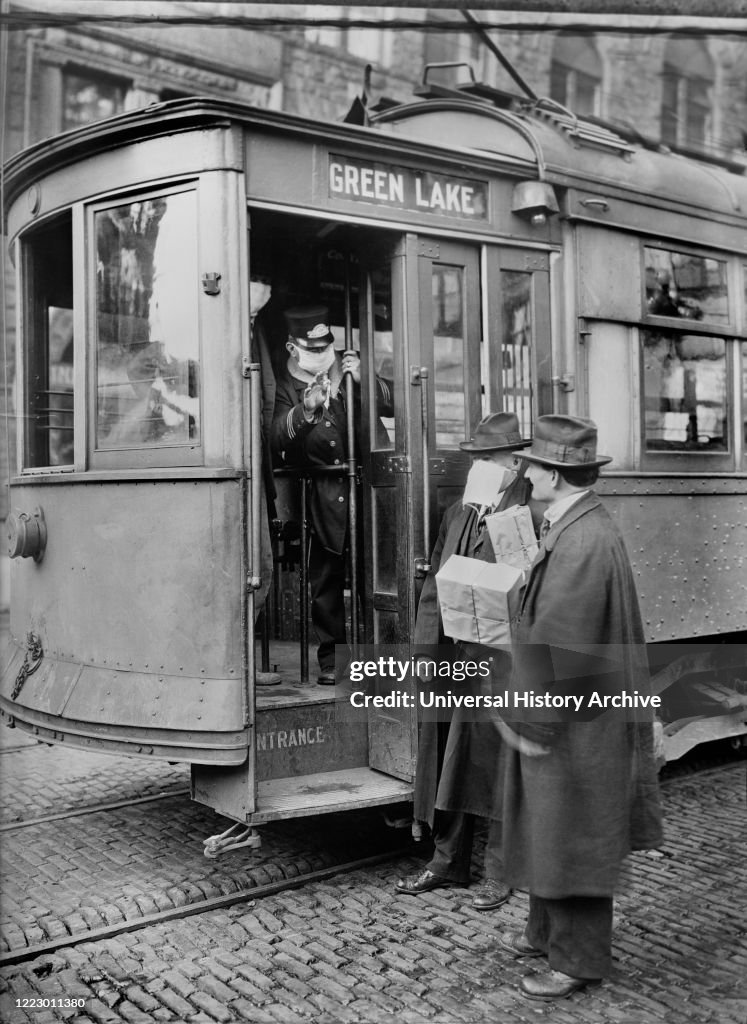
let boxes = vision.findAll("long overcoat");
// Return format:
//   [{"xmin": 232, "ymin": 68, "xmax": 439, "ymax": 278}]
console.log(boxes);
[
  {"xmin": 412, "ymin": 470, "xmax": 534, "ymax": 827},
  {"xmin": 502, "ymin": 491, "xmax": 663, "ymax": 898},
  {"xmin": 271, "ymin": 364, "xmax": 392, "ymax": 555}
]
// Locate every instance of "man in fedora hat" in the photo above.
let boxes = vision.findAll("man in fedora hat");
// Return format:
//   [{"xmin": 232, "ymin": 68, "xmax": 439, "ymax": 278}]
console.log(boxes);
[
  {"xmin": 396, "ymin": 412, "xmax": 541, "ymax": 907},
  {"xmin": 497, "ymin": 415, "xmax": 662, "ymax": 1000},
  {"xmin": 271, "ymin": 304, "xmax": 393, "ymax": 684}
]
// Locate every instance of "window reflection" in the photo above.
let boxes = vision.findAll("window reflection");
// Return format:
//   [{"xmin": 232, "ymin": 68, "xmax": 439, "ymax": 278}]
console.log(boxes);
[
  {"xmin": 96, "ymin": 192, "xmax": 200, "ymax": 450},
  {"xmin": 501, "ymin": 271, "xmax": 533, "ymax": 438},
  {"xmin": 642, "ymin": 330, "xmax": 727, "ymax": 451},
  {"xmin": 432, "ymin": 265, "xmax": 466, "ymax": 448},
  {"xmin": 645, "ymin": 247, "xmax": 728, "ymax": 324}
]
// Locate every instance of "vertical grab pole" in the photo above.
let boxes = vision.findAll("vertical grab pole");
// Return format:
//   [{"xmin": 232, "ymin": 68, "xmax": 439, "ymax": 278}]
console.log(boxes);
[
  {"xmin": 420, "ymin": 366, "xmax": 432, "ymax": 573},
  {"xmin": 343, "ymin": 255, "xmax": 359, "ymax": 657},
  {"xmin": 299, "ymin": 475, "xmax": 310, "ymax": 683},
  {"xmin": 247, "ymin": 364, "xmax": 263, "ymax": 712}
]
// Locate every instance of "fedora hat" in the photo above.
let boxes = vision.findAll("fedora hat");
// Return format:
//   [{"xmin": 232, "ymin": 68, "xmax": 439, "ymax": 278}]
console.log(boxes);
[
  {"xmin": 459, "ymin": 412, "xmax": 531, "ymax": 453},
  {"xmin": 523, "ymin": 415, "xmax": 612, "ymax": 468},
  {"xmin": 284, "ymin": 304, "xmax": 334, "ymax": 348}
]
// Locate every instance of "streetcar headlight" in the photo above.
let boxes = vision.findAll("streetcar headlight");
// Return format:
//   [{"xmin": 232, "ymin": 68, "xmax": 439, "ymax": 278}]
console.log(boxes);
[{"xmin": 512, "ymin": 180, "xmax": 559, "ymax": 225}]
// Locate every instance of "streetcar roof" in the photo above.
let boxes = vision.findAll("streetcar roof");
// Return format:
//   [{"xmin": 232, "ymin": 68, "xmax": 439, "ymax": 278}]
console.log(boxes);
[{"xmin": 3, "ymin": 94, "xmax": 746, "ymax": 227}]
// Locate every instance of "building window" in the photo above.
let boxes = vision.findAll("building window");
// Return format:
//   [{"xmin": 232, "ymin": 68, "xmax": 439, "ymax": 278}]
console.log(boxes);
[
  {"xmin": 660, "ymin": 39, "xmax": 713, "ymax": 150},
  {"xmin": 63, "ymin": 68, "xmax": 128, "ymax": 130},
  {"xmin": 549, "ymin": 34, "xmax": 601, "ymax": 117},
  {"xmin": 305, "ymin": 6, "xmax": 393, "ymax": 66}
]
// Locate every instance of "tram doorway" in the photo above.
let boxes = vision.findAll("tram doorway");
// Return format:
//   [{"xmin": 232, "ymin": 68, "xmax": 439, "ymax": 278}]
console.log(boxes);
[{"xmin": 194, "ymin": 210, "xmax": 551, "ymax": 826}]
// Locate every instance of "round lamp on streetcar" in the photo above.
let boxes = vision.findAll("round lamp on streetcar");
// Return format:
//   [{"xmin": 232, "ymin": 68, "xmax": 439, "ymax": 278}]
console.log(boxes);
[{"xmin": 511, "ymin": 180, "xmax": 559, "ymax": 225}]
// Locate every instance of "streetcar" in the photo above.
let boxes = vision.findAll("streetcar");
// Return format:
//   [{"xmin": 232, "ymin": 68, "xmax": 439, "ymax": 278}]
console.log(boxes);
[{"xmin": 2, "ymin": 72, "xmax": 746, "ymax": 849}]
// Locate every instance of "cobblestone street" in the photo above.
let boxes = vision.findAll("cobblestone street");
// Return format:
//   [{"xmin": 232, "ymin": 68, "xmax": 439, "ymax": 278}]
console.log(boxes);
[{"xmin": 0, "ymin": 724, "xmax": 745, "ymax": 1024}]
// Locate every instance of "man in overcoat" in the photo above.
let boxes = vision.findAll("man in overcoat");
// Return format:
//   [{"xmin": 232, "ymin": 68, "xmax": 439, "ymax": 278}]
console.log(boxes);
[
  {"xmin": 396, "ymin": 412, "xmax": 539, "ymax": 909},
  {"xmin": 271, "ymin": 304, "xmax": 393, "ymax": 684},
  {"xmin": 499, "ymin": 414, "xmax": 663, "ymax": 1001}
]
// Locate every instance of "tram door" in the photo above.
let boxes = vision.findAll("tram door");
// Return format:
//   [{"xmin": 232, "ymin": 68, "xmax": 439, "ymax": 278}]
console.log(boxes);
[
  {"xmin": 358, "ymin": 236, "xmax": 482, "ymax": 779},
  {"xmin": 359, "ymin": 236, "xmax": 551, "ymax": 780}
]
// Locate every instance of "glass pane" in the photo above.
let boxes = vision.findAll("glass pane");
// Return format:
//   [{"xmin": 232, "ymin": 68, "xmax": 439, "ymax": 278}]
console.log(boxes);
[
  {"xmin": 642, "ymin": 330, "xmax": 727, "ymax": 452},
  {"xmin": 575, "ymin": 70, "xmax": 599, "ymax": 116},
  {"xmin": 95, "ymin": 192, "xmax": 200, "ymax": 450},
  {"xmin": 432, "ymin": 265, "xmax": 466, "ymax": 448},
  {"xmin": 23, "ymin": 214, "xmax": 74, "ymax": 468},
  {"xmin": 370, "ymin": 265, "xmax": 395, "ymax": 450},
  {"xmin": 742, "ymin": 340, "xmax": 747, "ymax": 451},
  {"xmin": 373, "ymin": 487, "xmax": 397, "ymax": 594},
  {"xmin": 63, "ymin": 72, "xmax": 125, "ymax": 130},
  {"xmin": 645, "ymin": 247, "xmax": 728, "ymax": 324},
  {"xmin": 500, "ymin": 270, "xmax": 533, "ymax": 439}
]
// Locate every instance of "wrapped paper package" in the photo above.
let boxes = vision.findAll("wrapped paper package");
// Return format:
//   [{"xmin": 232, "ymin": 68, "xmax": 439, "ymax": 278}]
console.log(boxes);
[
  {"xmin": 435, "ymin": 554, "xmax": 524, "ymax": 647},
  {"xmin": 484, "ymin": 504, "xmax": 539, "ymax": 571}
]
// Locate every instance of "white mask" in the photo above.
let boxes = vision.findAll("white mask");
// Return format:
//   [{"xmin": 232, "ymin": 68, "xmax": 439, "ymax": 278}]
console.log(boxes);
[
  {"xmin": 250, "ymin": 281, "xmax": 271, "ymax": 316},
  {"xmin": 462, "ymin": 460, "xmax": 516, "ymax": 508},
  {"xmin": 293, "ymin": 343, "xmax": 335, "ymax": 375}
]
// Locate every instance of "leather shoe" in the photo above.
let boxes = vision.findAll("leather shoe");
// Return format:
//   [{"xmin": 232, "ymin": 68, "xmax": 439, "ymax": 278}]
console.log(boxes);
[
  {"xmin": 472, "ymin": 878, "xmax": 511, "ymax": 911},
  {"xmin": 317, "ymin": 673, "xmax": 336, "ymax": 686},
  {"xmin": 498, "ymin": 929, "xmax": 544, "ymax": 958},
  {"xmin": 395, "ymin": 869, "xmax": 456, "ymax": 895},
  {"xmin": 521, "ymin": 970, "xmax": 596, "ymax": 1001}
]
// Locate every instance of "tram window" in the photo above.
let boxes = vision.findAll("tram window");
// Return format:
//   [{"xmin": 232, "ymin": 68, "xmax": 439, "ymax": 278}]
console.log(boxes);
[
  {"xmin": 642, "ymin": 330, "xmax": 728, "ymax": 452},
  {"xmin": 95, "ymin": 191, "xmax": 200, "ymax": 451},
  {"xmin": 370, "ymin": 265, "xmax": 394, "ymax": 449},
  {"xmin": 432, "ymin": 265, "xmax": 466, "ymax": 448},
  {"xmin": 644, "ymin": 247, "xmax": 728, "ymax": 324},
  {"xmin": 372, "ymin": 488, "xmax": 397, "ymax": 594},
  {"xmin": 500, "ymin": 271, "xmax": 533, "ymax": 438},
  {"xmin": 22, "ymin": 213, "xmax": 74, "ymax": 469},
  {"xmin": 742, "ymin": 342, "xmax": 747, "ymax": 450}
]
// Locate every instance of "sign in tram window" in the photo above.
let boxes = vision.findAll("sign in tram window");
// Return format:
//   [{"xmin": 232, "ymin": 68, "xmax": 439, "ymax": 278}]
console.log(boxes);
[
  {"xmin": 642, "ymin": 330, "xmax": 728, "ymax": 452},
  {"xmin": 95, "ymin": 191, "xmax": 200, "ymax": 450},
  {"xmin": 500, "ymin": 271, "xmax": 533, "ymax": 439},
  {"xmin": 432, "ymin": 265, "xmax": 466, "ymax": 448},
  {"xmin": 22, "ymin": 213, "xmax": 74, "ymax": 469},
  {"xmin": 644, "ymin": 247, "xmax": 728, "ymax": 324}
]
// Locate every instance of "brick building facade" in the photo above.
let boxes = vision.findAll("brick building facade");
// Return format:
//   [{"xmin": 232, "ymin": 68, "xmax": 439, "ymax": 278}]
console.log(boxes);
[{"xmin": 1, "ymin": 3, "xmax": 746, "ymax": 607}]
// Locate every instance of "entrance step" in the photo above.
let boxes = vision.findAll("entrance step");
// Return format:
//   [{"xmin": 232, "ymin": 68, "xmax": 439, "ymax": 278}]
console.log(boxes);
[{"xmin": 251, "ymin": 767, "xmax": 413, "ymax": 823}]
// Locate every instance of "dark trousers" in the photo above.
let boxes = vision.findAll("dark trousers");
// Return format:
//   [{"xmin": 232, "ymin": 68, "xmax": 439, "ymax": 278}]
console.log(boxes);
[
  {"xmin": 526, "ymin": 894, "xmax": 613, "ymax": 979},
  {"xmin": 309, "ymin": 537, "xmax": 347, "ymax": 672},
  {"xmin": 427, "ymin": 811, "xmax": 503, "ymax": 884}
]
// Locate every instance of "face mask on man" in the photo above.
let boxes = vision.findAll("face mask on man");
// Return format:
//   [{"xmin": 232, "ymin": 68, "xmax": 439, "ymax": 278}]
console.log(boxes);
[
  {"xmin": 290, "ymin": 342, "xmax": 336, "ymax": 375},
  {"xmin": 462, "ymin": 459, "xmax": 516, "ymax": 508},
  {"xmin": 250, "ymin": 281, "xmax": 271, "ymax": 317}
]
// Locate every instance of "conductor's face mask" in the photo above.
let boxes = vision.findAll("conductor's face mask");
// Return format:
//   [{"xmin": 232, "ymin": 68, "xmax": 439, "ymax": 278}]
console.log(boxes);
[
  {"xmin": 288, "ymin": 340, "xmax": 336, "ymax": 375},
  {"xmin": 462, "ymin": 458, "xmax": 516, "ymax": 508}
]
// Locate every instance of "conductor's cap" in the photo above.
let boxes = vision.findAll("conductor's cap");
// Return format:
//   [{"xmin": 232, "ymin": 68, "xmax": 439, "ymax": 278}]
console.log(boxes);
[{"xmin": 284, "ymin": 305, "xmax": 334, "ymax": 348}]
